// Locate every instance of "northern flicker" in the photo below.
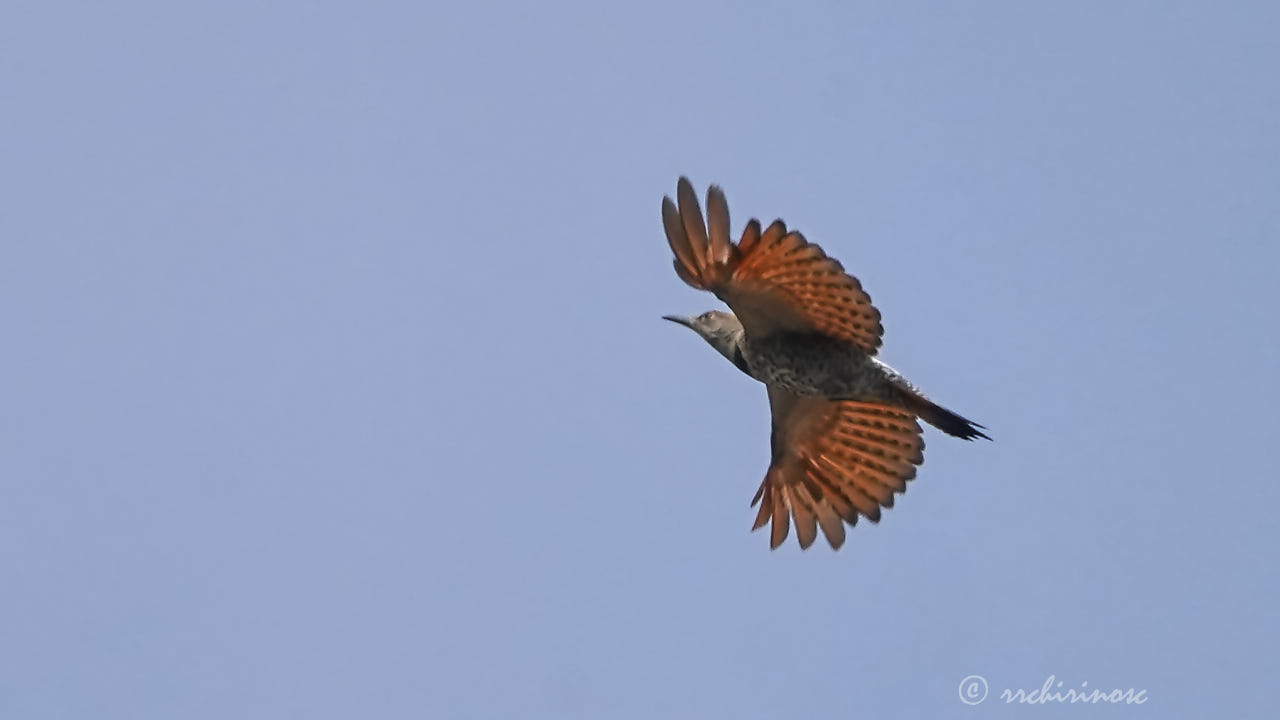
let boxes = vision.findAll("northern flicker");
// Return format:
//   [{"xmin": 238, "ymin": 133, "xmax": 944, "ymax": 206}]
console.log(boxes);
[{"xmin": 662, "ymin": 176, "xmax": 989, "ymax": 550}]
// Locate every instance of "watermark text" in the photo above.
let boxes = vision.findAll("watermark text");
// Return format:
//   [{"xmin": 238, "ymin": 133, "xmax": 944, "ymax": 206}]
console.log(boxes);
[{"xmin": 959, "ymin": 674, "xmax": 1148, "ymax": 706}]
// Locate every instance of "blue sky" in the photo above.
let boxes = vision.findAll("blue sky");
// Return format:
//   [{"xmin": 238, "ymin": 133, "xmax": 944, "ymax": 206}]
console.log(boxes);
[{"xmin": 2, "ymin": 2, "xmax": 1277, "ymax": 718}]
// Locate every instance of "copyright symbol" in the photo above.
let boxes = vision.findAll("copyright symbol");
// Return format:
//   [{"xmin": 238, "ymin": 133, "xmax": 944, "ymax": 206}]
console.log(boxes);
[{"xmin": 958, "ymin": 674, "xmax": 988, "ymax": 705}]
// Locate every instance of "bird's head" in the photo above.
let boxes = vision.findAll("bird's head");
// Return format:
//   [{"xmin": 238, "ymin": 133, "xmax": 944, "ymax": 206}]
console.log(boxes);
[{"xmin": 663, "ymin": 310, "xmax": 746, "ymax": 366}]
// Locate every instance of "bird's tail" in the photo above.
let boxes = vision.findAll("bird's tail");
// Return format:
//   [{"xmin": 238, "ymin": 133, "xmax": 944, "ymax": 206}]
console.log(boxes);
[{"xmin": 903, "ymin": 392, "xmax": 991, "ymax": 441}]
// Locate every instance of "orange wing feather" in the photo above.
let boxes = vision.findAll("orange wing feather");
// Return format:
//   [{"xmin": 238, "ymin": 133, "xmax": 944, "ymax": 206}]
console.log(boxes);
[
  {"xmin": 661, "ymin": 176, "xmax": 883, "ymax": 355},
  {"xmin": 752, "ymin": 388, "xmax": 925, "ymax": 550}
]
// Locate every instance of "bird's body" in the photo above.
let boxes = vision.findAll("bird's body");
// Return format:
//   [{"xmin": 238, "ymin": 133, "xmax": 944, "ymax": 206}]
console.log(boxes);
[
  {"xmin": 661, "ymin": 177, "xmax": 989, "ymax": 550},
  {"xmin": 743, "ymin": 331, "xmax": 905, "ymax": 403}
]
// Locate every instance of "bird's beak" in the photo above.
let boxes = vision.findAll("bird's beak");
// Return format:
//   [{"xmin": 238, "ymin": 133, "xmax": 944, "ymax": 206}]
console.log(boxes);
[{"xmin": 662, "ymin": 314, "xmax": 694, "ymax": 329}]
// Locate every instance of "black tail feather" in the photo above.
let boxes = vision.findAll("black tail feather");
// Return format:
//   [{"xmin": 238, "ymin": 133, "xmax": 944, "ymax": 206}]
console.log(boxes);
[{"xmin": 906, "ymin": 394, "xmax": 991, "ymax": 441}]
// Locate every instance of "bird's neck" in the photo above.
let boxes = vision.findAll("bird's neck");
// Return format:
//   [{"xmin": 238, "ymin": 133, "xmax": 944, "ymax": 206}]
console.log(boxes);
[{"xmin": 708, "ymin": 331, "xmax": 753, "ymax": 377}]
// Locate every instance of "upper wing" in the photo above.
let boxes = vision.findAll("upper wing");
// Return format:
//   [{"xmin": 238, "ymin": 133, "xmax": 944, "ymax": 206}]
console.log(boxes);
[
  {"xmin": 662, "ymin": 176, "xmax": 884, "ymax": 355},
  {"xmin": 751, "ymin": 386, "xmax": 925, "ymax": 550}
]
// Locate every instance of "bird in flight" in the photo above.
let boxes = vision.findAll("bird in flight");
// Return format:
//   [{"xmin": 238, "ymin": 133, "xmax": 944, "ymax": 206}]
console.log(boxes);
[{"xmin": 661, "ymin": 177, "xmax": 989, "ymax": 550}]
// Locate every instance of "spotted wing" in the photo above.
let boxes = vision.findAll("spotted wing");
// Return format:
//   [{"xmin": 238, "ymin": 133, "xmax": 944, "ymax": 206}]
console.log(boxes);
[
  {"xmin": 751, "ymin": 387, "xmax": 925, "ymax": 550},
  {"xmin": 662, "ymin": 176, "xmax": 884, "ymax": 355}
]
